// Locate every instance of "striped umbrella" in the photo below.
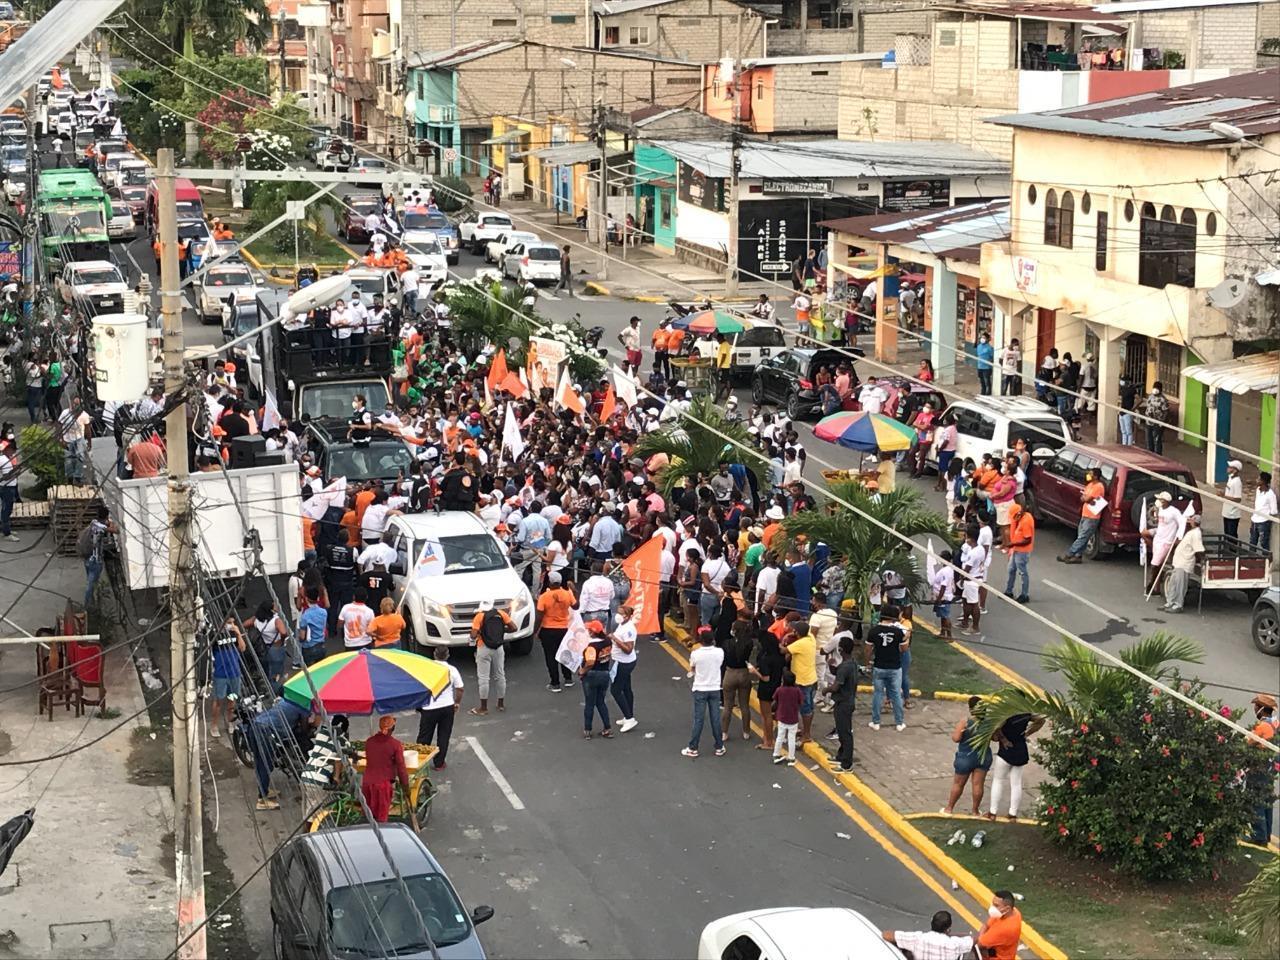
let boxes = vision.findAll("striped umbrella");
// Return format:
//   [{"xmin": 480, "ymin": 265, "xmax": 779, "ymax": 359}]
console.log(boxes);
[
  {"xmin": 282, "ymin": 648, "xmax": 452, "ymax": 715},
  {"xmin": 814, "ymin": 410, "xmax": 916, "ymax": 453},
  {"xmin": 674, "ymin": 309, "xmax": 746, "ymax": 335}
]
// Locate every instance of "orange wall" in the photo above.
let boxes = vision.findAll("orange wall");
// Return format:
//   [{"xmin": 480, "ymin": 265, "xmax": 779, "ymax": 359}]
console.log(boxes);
[{"xmin": 702, "ymin": 63, "xmax": 775, "ymax": 132}]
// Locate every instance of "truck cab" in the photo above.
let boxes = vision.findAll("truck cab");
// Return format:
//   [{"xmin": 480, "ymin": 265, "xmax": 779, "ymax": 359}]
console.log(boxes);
[{"xmin": 385, "ymin": 512, "xmax": 535, "ymax": 654}]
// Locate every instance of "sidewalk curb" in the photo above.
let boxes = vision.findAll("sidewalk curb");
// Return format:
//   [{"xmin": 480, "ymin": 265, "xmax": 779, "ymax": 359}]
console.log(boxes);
[
  {"xmin": 239, "ymin": 247, "xmax": 294, "ymax": 286},
  {"xmin": 812, "ymin": 744, "xmax": 1069, "ymax": 960},
  {"xmin": 905, "ymin": 811, "xmax": 1042, "ymax": 827},
  {"xmin": 912, "ymin": 616, "xmax": 1045, "ymax": 696}
]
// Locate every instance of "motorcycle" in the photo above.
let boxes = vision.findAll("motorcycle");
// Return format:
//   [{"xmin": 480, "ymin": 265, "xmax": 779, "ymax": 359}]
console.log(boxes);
[{"xmin": 229, "ymin": 692, "xmax": 309, "ymax": 781}]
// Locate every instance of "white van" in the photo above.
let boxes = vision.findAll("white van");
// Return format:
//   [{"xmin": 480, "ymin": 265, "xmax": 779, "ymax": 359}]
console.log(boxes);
[{"xmin": 931, "ymin": 396, "xmax": 1071, "ymax": 468}]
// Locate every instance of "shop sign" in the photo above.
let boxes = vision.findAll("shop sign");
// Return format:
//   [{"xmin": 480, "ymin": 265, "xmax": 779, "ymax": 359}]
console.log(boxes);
[
  {"xmin": 761, "ymin": 178, "xmax": 832, "ymax": 195},
  {"xmin": 756, "ymin": 216, "xmax": 790, "ymax": 274},
  {"xmin": 881, "ymin": 178, "xmax": 950, "ymax": 211}
]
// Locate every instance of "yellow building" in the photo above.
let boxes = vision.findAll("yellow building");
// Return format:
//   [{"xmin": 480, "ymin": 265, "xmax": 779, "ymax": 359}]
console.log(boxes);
[{"xmin": 979, "ymin": 69, "xmax": 1280, "ymax": 480}]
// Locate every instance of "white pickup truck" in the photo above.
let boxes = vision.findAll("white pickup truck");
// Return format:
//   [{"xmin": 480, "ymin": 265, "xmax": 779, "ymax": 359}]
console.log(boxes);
[
  {"xmin": 385, "ymin": 512, "xmax": 535, "ymax": 655},
  {"xmin": 457, "ymin": 210, "xmax": 514, "ymax": 255}
]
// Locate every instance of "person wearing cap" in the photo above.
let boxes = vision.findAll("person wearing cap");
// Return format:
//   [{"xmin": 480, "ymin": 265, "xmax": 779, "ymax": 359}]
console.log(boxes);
[
  {"xmin": 1142, "ymin": 491, "xmax": 1182, "ymax": 592},
  {"xmin": 651, "ymin": 319, "xmax": 672, "ymax": 381},
  {"xmin": 619, "ymin": 316, "xmax": 642, "ymax": 376},
  {"xmin": 1161, "ymin": 512, "xmax": 1204, "ymax": 614},
  {"xmin": 1247, "ymin": 693, "xmax": 1278, "ymax": 845},
  {"xmin": 535, "ymin": 571, "xmax": 577, "ymax": 691},
  {"xmin": 578, "ymin": 619, "xmax": 614, "ymax": 738},
  {"xmin": 1056, "ymin": 464, "xmax": 1107, "ymax": 564},
  {"xmin": 416, "ymin": 646, "xmax": 464, "ymax": 771},
  {"xmin": 362, "ymin": 715, "xmax": 415, "ymax": 826},
  {"xmin": 1250, "ymin": 472, "xmax": 1276, "ymax": 551},
  {"xmin": 469, "ymin": 598, "xmax": 513, "ymax": 715},
  {"xmin": 1220, "ymin": 459, "xmax": 1244, "ymax": 543}
]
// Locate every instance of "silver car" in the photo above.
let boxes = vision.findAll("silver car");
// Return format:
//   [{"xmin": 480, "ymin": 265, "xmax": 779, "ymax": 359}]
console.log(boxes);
[{"xmin": 196, "ymin": 263, "xmax": 261, "ymax": 325}]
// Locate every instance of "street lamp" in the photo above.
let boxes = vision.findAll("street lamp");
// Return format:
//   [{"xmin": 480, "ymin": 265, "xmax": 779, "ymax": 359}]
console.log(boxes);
[{"xmin": 1209, "ymin": 120, "xmax": 1280, "ymax": 158}]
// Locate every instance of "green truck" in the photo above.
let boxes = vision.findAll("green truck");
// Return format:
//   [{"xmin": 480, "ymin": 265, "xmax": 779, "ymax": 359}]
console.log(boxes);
[{"xmin": 37, "ymin": 168, "xmax": 112, "ymax": 276}]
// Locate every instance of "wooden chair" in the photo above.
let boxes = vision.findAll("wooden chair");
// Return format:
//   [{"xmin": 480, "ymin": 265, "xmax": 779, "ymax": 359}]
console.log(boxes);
[
  {"xmin": 67, "ymin": 641, "xmax": 106, "ymax": 713},
  {"xmin": 37, "ymin": 635, "xmax": 82, "ymax": 721}
]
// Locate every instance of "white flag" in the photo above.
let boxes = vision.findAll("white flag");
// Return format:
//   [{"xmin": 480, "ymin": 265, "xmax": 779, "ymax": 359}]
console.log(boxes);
[
  {"xmin": 502, "ymin": 401, "xmax": 526, "ymax": 459},
  {"xmin": 612, "ymin": 364, "xmax": 638, "ymax": 409},
  {"xmin": 261, "ymin": 388, "xmax": 282, "ymax": 433},
  {"xmin": 1138, "ymin": 496, "xmax": 1148, "ymax": 567}
]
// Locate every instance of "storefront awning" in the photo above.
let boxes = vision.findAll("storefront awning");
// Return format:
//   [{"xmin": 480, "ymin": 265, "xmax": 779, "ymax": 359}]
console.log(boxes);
[
  {"xmin": 518, "ymin": 142, "xmax": 626, "ymax": 165},
  {"xmin": 481, "ymin": 130, "xmax": 527, "ymax": 146},
  {"xmin": 1182, "ymin": 351, "xmax": 1280, "ymax": 396}
]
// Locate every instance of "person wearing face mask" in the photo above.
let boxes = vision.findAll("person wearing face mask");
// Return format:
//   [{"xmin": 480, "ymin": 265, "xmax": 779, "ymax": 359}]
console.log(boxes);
[
  {"xmin": 975, "ymin": 891, "xmax": 1022, "ymax": 959},
  {"xmin": 1057, "ymin": 466, "xmax": 1106, "ymax": 564},
  {"xmin": 1141, "ymin": 380, "xmax": 1170, "ymax": 454},
  {"xmin": 361, "ymin": 715, "xmax": 416, "ymax": 827},
  {"xmin": 347, "ymin": 394, "xmax": 372, "ymax": 447}
]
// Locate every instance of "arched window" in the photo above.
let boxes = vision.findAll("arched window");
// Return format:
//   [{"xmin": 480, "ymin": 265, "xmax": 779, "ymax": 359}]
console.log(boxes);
[
  {"xmin": 1044, "ymin": 188, "xmax": 1074, "ymax": 249},
  {"xmin": 1139, "ymin": 202, "xmax": 1197, "ymax": 289}
]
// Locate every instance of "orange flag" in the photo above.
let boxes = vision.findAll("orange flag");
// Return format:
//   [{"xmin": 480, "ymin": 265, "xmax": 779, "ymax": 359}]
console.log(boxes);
[
  {"xmin": 620, "ymin": 534, "xmax": 664, "ymax": 635},
  {"xmin": 555, "ymin": 367, "xmax": 584, "ymax": 415},
  {"xmin": 598, "ymin": 384, "xmax": 616, "ymax": 424},
  {"xmin": 51, "ymin": 68, "xmax": 64, "ymax": 89},
  {"xmin": 486, "ymin": 349, "xmax": 508, "ymax": 392},
  {"xmin": 499, "ymin": 371, "xmax": 527, "ymax": 398}
]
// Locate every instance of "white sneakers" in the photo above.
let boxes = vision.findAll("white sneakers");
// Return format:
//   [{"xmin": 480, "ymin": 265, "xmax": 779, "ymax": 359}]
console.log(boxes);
[
  {"xmin": 619, "ymin": 717, "xmax": 639, "ymax": 733},
  {"xmin": 868, "ymin": 721, "xmax": 909, "ymax": 732},
  {"xmin": 867, "ymin": 722, "xmax": 880, "ymax": 731}
]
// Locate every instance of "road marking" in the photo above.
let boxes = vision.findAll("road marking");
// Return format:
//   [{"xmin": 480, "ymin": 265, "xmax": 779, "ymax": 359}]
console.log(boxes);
[
  {"xmin": 1041, "ymin": 579, "xmax": 1123, "ymax": 622},
  {"xmin": 464, "ymin": 735, "xmax": 525, "ymax": 810},
  {"xmin": 653, "ymin": 639, "xmax": 987, "ymax": 934},
  {"xmin": 537, "ymin": 290, "xmax": 560, "ymax": 301}
]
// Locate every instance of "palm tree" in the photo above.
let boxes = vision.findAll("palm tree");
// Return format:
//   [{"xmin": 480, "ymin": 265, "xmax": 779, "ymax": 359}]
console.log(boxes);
[
  {"xmin": 1234, "ymin": 856, "xmax": 1280, "ymax": 956},
  {"xmin": 447, "ymin": 281, "xmax": 535, "ymax": 363},
  {"xmin": 774, "ymin": 481, "xmax": 953, "ymax": 614},
  {"xmin": 633, "ymin": 396, "xmax": 765, "ymax": 495},
  {"xmin": 248, "ymin": 181, "xmax": 347, "ymax": 257},
  {"xmin": 969, "ymin": 632, "xmax": 1204, "ymax": 749}
]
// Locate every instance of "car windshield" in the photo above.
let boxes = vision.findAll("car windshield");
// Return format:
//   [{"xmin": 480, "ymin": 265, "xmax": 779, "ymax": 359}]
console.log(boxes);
[
  {"xmin": 349, "ymin": 200, "xmax": 379, "ymax": 216},
  {"xmin": 324, "ymin": 442, "xmax": 414, "ymax": 481},
  {"xmin": 299, "ymin": 382, "xmax": 390, "ymax": 420},
  {"xmin": 175, "ymin": 200, "xmax": 203, "ymax": 218},
  {"xmin": 328, "ymin": 874, "xmax": 471, "ymax": 954},
  {"xmin": 178, "ymin": 223, "xmax": 208, "ymax": 241},
  {"xmin": 207, "ymin": 270, "xmax": 253, "ymax": 287},
  {"xmin": 233, "ymin": 308, "xmax": 258, "ymax": 336},
  {"xmin": 481, "ymin": 217, "xmax": 512, "ymax": 229},
  {"xmin": 1008, "ymin": 419, "xmax": 1068, "ymax": 450},
  {"xmin": 43, "ymin": 205, "xmax": 105, "ymax": 235},
  {"xmin": 406, "ymin": 236, "xmax": 442, "ymax": 255},
  {"xmin": 1123, "ymin": 470, "xmax": 1196, "ymax": 505},
  {"xmin": 73, "ymin": 267, "xmax": 122, "ymax": 285},
  {"xmin": 404, "ymin": 212, "xmax": 449, "ymax": 230},
  {"xmin": 122, "ymin": 167, "xmax": 149, "ymax": 186},
  {"xmin": 528, "ymin": 247, "xmax": 559, "ymax": 261},
  {"xmin": 121, "ymin": 187, "xmax": 146, "ymax": 201},
  {"xmin": 359, "ymin": 159, "xmax": 387, "ymax": 170},
  {"xmin": 438, "ymin": 533, "xmax": 506, "ymax": 574},
  {"xmin": 350, "ymin": 276, "xmax": 383, "ymax": 298}
]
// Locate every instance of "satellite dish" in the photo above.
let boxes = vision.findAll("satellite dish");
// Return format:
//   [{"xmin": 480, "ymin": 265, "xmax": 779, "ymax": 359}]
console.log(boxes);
[
  {"xmin": 286, "ymin": 273, "xmax": 350, "ymax": 314},
  {"xmin": 1207, "ymin": 278, "xmax": 1246, "ymax": 309}
]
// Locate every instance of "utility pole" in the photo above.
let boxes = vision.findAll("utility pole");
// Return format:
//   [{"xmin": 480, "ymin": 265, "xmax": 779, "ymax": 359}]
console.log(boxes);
[
  {"xmin": 158, "ymin": 147, "xmax": 205, "ymax": 960},
  {"xmin": 595, "ymin": 100, "xmax": 608, "ymax": 281},
  {"xmin": 725, "ymin": 58, "xmax": 741, "ymax": 298},
  {"xmin": 277, "ymin": 6, "xmax": 288, "ymax": 99}
]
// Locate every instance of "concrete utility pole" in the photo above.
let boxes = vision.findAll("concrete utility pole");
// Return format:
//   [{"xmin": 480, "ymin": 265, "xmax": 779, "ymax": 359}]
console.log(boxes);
[
  {"xmin": 158, "ymin": 147, "xmax": 205, "ymax": 960},
  {"xmin": 725, "ymin": 59, "xmax": 741, "ymax": 297},
  {"xmin": 277, "ymin": 6, "xmax": 288, "ymax": 98},
  {"xmin": 596, "ymin": 100, "xmax": 608, "ymax": 281}
]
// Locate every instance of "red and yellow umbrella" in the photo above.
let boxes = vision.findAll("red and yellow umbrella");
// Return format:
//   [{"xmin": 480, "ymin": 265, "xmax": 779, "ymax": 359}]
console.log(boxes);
[{"xmin": 282, "ymin": 648, "xmax": 452, "ymax": 715}]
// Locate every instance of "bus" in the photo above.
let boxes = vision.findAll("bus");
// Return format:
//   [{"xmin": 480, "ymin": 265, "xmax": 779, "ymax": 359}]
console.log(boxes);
[{"xmin": 37, "ymin": 168, "xmax": 112, "ymax": 275}]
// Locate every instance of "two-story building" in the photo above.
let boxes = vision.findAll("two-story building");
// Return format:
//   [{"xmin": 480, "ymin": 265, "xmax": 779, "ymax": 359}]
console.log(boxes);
[
  {"xmin": 593, "ymin": 0, "xmax": 766, "ymax": 60},
  {"xmin": 297, "ymin": 0, "xmax": 388, "ymax": 139},
  {"xmin": 264, "ymin": 0, "xmax": 309, "ymax": 96},
  {"xmin": 702, "ymin": 53, "xmax": 885, "ymax": 135},
  {"xmin": 979, "ymin": 69, "xmax": 1280, "ymax": 480},
  {"xmin": 838, "ymin": 0, "xmax": 1276, "ymax": 160}
]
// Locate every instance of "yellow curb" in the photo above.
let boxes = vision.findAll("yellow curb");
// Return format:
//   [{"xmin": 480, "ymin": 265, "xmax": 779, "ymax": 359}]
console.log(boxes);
[
  {"xmin": 904, "ymin": 811, "xmax": 1043, "ymax": 827},
  {"xmin": 913, "ymin": 616, "xmax": 1045, "ymax": 696},
  {"xmin": 934, "ymin": 690, "xmax": 981, "ymax": 702},
  {"xmin": 239, "ymin": 247, "xmax": 293, "ymax": 285},
  {"xmin": 583, "ymin": 280, "xmax": 611, "ymax": 296},
  {"xmin": 808, "ymin": 743, "xmax": 1069, "ymax": 960},
  {"xmin": 631, "ymin": 294, "xmax": 668, "ymax": 303}
]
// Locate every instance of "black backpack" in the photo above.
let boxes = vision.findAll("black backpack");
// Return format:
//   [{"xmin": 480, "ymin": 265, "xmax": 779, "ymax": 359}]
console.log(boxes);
[{"xmin": 480, "ymin": 608, "xmax": 509, "ymax": 650}]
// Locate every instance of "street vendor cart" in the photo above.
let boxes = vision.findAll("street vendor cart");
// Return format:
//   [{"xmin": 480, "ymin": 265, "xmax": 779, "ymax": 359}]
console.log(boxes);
[{"xmin": 1191, "ymin": 535, "xmax": 1272, "ymax": 610}]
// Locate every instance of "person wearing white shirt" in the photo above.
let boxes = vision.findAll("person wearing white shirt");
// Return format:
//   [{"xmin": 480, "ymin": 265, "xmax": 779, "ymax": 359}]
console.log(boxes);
[
  {"xmin": 683, "ymin": 636, "xmax": 725, "ymax": 757},
  {"xmin": 1250, "ymin": 472, "xmax": 1276, "ymax": 552},
  {"xmin": 363, "ymin": 212, "xmax": 382, "ymax": 235},
  {"xmin": 884, "ymin": 914, "xmax": 975, "ymax": 960},
  {"xmin": 433, "ymin": 299, "xmax": 452, "ymax": 330},
  {"xmin": 754, "ymin": 554, "xmax": 780, "ymax": 612},
  {"xmin": 859, "ymin": 377, "xmax": 888, "ymax": 414},
  {"xmin": 415, "ymin": 646, "xmax": 464, "ymax": 769},
  {"xmin": 338, "ymin": 593, "xmax": 375, "ymax": 648},
  {"xmin": 400, "ymin": 267, "xmax": 421, "ymax": 316},
  {"xmin": 357, "ymin": 540, "xmax": 397, "ymax": 572},
  {"xmin": 959, "ymin": 530, "xmax": 986, "ymax": 636},
  {"xmin": 610, "ymin": 607, "xmax": 639, "ymax": 732},
  {"xmin": 1220, "ymin": 459, "xmax": 1244, "ymax": 542},
  {"xmin": 578, "ymin": 565, "xmax": 617, "ymax": 626},
  {"xmin": 975, "ymin": 522, "xmax": 993, "ymax": 612}
]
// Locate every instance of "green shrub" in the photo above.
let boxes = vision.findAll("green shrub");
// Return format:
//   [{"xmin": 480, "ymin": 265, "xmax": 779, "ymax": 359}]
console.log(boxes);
[
  {"xmin": 433, "ymin": 176, "xmax": 472, "ymax": 213},
  {"xmin": 18, "ymin": 424, "xmax": 65, "ymax": 492}
]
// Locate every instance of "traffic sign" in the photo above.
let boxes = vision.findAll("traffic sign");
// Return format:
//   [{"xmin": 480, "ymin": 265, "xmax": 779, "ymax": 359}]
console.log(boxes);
[{"xmin": 443, "ymin": 148, "xmax": 458, "ymax": 163}]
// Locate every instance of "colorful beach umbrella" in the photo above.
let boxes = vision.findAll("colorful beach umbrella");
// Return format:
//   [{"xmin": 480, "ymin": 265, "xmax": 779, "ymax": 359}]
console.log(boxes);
[
  {"xmin": 674, "ymin": 309, "xmax": 745, "ymax": 335},
  {"xmin": 282, "ymin": 648, "xmax": 452, "ymax": 715},
  {"xmin": 814, "ymin": 410, "xmax": 916, "ymax": 453}
]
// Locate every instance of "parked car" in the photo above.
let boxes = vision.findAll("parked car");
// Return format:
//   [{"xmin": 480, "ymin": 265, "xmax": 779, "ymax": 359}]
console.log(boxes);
[
  {"xmin": 698, "ymin": 908, "xmax": 903, "ymax": 960},
  {"xmin": 304, "ymin": 417, "xmax": 414, "ymax": 484},
  {"xmin": 107, "ymin": 203, "xmax": 136, "ymax": 241},
  {"xmin": 692, "ymin": 322, "xmax": 789, "ymax": 378},
  {"xmin": 0, "ymin": 117, "xmax": 25, "ymax": 141},
  {"xmin": 57, "ymin": 260, "xmax": 128, "ymax": 314},
  {"xmin": 196, "ymin": 262, "xmax": 261, "ymax": 325},
  {"xmin": 402, "ymin": 207, "xmax": 460, "ymax": 264},
  {"xmin": 0, "ymin": 141, "xmax": 26, "ymax": 178},
  {"xmin": 485, "ymin": 230, "xmax": 539, "ymax": 265},
  {"xmin": 269, "ymin": 824, "xmax": 495, "ymax": 960},
  {"xmin": 112, "ymin": 183, "xmax": 147, "ymax": 223},
  {"xmin": 750, "ymin": 347, "xmax": 856, "ymax": 420},
  {"xmin": 1024, "ymin": 443, "xmax": 1200, "ymax": 559},
  {"xmin": 929, "ymin": 396, "xmax": 1071, "ymax": 471},
  {"xmin": 339, "ymin": 193, "xmax": 383, "ymax": 243},
  {"xmin": 98, "ymin": 150, "xmax": 135, "ymax": 187},
  {"xmin": 1252, "ymin": 586, "xmax": 1279, "ymax": 656},
  {"xmin": 501, "ymin": 241, "xmax": 561, "ymax": 285},
  {"xmin": 386, "ymin": 511, "xmax": 536, "ymax": 653},
  {"xmin": 402, "ymin": 232, "xmax": 447, "ymax": 286},
  {"xmin": 457, "ymin": 210, "xmax": 513, "ymax": 254}
]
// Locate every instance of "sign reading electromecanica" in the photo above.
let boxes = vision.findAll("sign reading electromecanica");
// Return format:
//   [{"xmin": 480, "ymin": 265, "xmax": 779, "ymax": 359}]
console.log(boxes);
[{"xmin": 761, "ymin": 179, "xmax": 832, "ymax": 195}]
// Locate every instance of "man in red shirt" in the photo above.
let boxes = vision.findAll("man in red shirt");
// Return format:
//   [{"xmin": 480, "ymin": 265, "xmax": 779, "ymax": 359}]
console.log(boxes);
[{"xmin": 361, "ymin": 715, "xmax": 414, "ymax": 827}]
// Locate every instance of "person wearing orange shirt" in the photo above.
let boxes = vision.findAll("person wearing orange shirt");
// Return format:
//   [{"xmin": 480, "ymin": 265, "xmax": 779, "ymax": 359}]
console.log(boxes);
[
  {"xmin": 1247, "ymin": 693, "xmax": 1277, "ymax": 845},
  {"xmin": 1058, "ymin": 466, "xmax": 1107, "ymax": 564},
  {"xmin": 761, "ymin": 504, "xmax": 785, "ymax": 548},
  {"xmin": 976, "ymin": 891, "xmax": 1022, "ymax": 960},
  {"xmin": 1003, "ymin": 501, "xmax": 1034, "ymax": 604},
  {"xmin": 353, "ymin": 484, "xmax": 376, "ymax": 529},
  {"xmin": 666, "ymin": 325, "xmax": 686, "ymax": 358},
  {"xmin": 534, "ymin": 571, "xmax": 576, "ymax": 691},
  {"xmin": 302, "ymin": 516, "xmax": 317, "ymax": 562},
  {"xmin": 368, "ymin": 597, "xmax": 407, "ymax": 649},
  {"xmin": 651, "ymin": 321, "xmax": 671, "ymax": 381},
  {"xmin": 340, "ymin": 501, "xmax": 361, "ymax": 549}
]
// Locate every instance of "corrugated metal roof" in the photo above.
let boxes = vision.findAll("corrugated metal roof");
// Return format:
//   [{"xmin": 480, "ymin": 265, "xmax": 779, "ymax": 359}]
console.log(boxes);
[
  {"xmin": 1183, "ymin": 351, "xmax": 1280, "ymax": 396},
  {"xmin": 819, "ymin": 199, "xmax": 1011, "ymax": 262},
  {"xmin": 518, "ymin": 142, "xmax": 626, "ymax": 164},
  {"xmin": 648, "ymin": 138, "xmax": 1009, "ymax": 180},
  {"xmin": 988, "ymin": 68, "xmax": 1280, "ymax": 142},
  {"xmin": 407, "ymin": 39, "xmax": 519, "ymax": 70},
  {"xmin": 740, "ymin": 52, "xmax": 886, "ymax": 65},
  {"xmin": 1097, "ymin": 0, "xmax": 1266, "ymax": 13},
  {"xmin": 593, "ymin": 0, "xmax": 754, "ymax": 14},
  {"xmin": 938, "ymin": 1, "xmax": 1129, "ymax": 20}
]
